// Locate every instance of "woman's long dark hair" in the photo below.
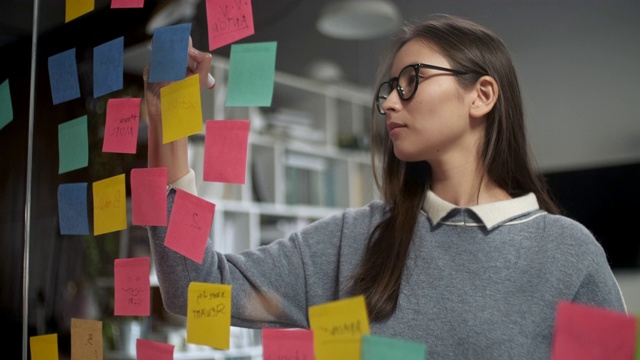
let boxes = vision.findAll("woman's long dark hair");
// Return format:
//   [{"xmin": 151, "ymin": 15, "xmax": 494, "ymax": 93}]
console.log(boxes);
[{"xmin": 348, "ymin": 14, "xmax": 561, "ymax": 322}]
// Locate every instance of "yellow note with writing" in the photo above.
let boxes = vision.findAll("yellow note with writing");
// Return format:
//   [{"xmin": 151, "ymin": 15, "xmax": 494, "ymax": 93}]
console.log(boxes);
[
  {"xmin": 30, "ymin": 333, "xmax": 59, "ymax": 360},
  {"xmin": 71, "ymin": 318, "xmax": 102, "ymax": 360},
  {"xmin": 93, "ymin": 174, "xmax": 127, "ymax": 235},
  {"xmin": 65, "ymin": 0, "xmax": 94, "ymax": 23},
  {"xmin": 160, "ymin": 74, "xmax": 203, "ymax": 144},
  {"xmin": 308, "ymin": 295, "xmax": 370, "ymax": 360},
  {"xmin": 187, "ymin": 282, "xmax": 232, "ymax": 349}
]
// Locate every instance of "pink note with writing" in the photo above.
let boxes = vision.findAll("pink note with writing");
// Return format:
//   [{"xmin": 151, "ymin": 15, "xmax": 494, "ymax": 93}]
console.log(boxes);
[
  {"xmin": 111, "ymin": 0, "xmax": 144, "ymax": 8},
  {"xmin": 114, "ymin": 257, "xmax": 150, "ymax": 316},
  {"xmin": 137, "ymin": 338, "xmax": 174, "ymax": 360},
  {"xmin": 203, "ymin": 119, "xmax": 250, "ymax": 184},
  {"xmin": 102, "ymin": 97, "xmax": 141, "ymax": 154},
  {"xmin": 550, "ymin": 300, "xmax": 637, "ymax": 360},
  {"xmin": 262, "ymin": 328, "xmax": 314, "ymax": 360},
  {"xmin": 205, "ymin": 0, "xmax": 255, "ymax": 51},
  {"xmin": 131, "ymin": 167, "xmax": 167, "ymax": 226},
  {"xmin": 164, "ymin": 189, "xmax": 215, "ymax": 264}
]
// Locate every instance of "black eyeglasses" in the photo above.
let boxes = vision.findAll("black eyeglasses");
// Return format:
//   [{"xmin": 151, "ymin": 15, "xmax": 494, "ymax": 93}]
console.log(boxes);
[{"xmin": 375, "ymin": 63, "xmax": 469, "ymax": 115}]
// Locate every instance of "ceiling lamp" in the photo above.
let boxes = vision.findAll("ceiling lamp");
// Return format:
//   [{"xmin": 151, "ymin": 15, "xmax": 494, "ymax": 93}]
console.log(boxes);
[{"xmin": 316, "ymin": 0, "xmax": 403, "ymax": 40}]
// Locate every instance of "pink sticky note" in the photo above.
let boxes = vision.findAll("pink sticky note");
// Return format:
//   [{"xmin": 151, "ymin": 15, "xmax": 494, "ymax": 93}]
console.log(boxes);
[
  {"xmin": 102, "ymin": 98, "xmax": 141, "ymax": 154},
  {"xmin": 164, "ymin": 189, "xmax": 215, "ymax": 264},
  {"xmin": 205, "ymin": 0, "xmax": 255, "ymax": 51},
  {"xmin": 111, "ymin": 0, "xmax": 144, "ymax": 8},
  {"xmin": 550, "ymin": 300, "xmax": 637, "ymax": 360},
  {"xmin": 131, "ymin": 167, "xmax": 167, "ymax": 226},
  {"xmin": 114, "ymin": 257, "xmax": 150, "ymax": 316},
  {"xmin": 203, "ymin": 120, "xmax": 250, "ymax": 184},
  {"xmin": 262, "ymin": 328, "xmax": 314, "ymax": 360},
  {"xmin": 136, "ymin": 338, "xmax": 174, "ymax": 360}
]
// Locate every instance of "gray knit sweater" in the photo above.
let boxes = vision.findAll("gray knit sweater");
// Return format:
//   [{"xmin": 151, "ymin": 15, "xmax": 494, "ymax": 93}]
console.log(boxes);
[{"xmin": 148, "ymin": 182, "xmax": 626, "ymax": 360}]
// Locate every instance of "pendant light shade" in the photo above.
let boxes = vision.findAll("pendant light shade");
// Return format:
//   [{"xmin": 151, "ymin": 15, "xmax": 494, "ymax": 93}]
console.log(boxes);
[{"xmin": 316, "ymin": 0, "xmax": 403, "ymax": 40}]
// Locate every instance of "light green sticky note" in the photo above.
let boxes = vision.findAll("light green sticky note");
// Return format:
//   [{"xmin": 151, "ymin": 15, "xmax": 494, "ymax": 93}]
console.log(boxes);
[
  {"xmin": 58, "ymin": 115, "xmax": 88, "ymax": 174},
  {"xmin": 225, "ymin": 41, "xmax": 277, "ymax": 107},
  {"xmin": 0, "ymin": 79, "xmax": 13, "ymax": 130},
  {"xmin": 361, "ymin": 334, "xmax": 427, "ymax": 360}
]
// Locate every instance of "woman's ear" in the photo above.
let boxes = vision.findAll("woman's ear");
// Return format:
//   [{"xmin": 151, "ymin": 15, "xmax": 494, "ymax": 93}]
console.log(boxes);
[{"xmin": 469, "ymin": 76, "xmax": 499, "ymax": 118}]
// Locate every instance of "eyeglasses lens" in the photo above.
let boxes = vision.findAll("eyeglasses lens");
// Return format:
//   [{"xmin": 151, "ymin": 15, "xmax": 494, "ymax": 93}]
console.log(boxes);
[{"xmin": 398, "ymin": 66, "xmax": 418, "ymax": 100}]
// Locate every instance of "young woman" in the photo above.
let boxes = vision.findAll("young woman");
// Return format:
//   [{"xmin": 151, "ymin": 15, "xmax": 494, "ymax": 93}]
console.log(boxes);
[{"xmin": 146, "ymin": 14, "xmax": 626, "ymax": 359}]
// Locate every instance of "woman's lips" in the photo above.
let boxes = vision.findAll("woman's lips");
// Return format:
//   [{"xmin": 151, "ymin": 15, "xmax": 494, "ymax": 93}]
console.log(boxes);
[{"xmin": 387, "ymin": 122, "xmax": 405, "ymax": 136}]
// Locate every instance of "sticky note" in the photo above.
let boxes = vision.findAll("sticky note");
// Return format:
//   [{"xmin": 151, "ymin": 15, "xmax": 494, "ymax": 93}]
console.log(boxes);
[
  {"xmin": 308, "ymin": 295, "xmax": 370, "ymax": 360},
  {"xmin": 361, "ymin": 334, "xmax": 427, "ymax": 360},
  {"xmin": 262, "ymin": 328, "xmax": 314, "ymax": 360},
  {"xmin": 102, "ymin": 97, "xmax": 141, "ymax": 154},
  {"xmin": 149, "ymin": 23, "xmax": 192, "ymax": 83},
  {"xmin": 131, "ymin": 167, "xmax": 167, "ymax": 226},
  {"xmin": 226, "ymin": 42, "xmax": 277, "ymax": 107},
  {"xmin": 136, "ymin": 338, "xmax": 174, "ymax": 360},
  {"xmin": 93, "ymin": 36, "xmax": 124, "ymax": 98},
  {"xmin": 114, "ymin": 257, "xmax": 150, "ymax": 316},
  {"xmin": 164, "ymin": 189, "xmax": 215, "ymax": 263},
  {"xmin": 111, "ymin": 0, "xmax": 144, "ymax": 8},
  {"xmin": 636, "ymin": 316, "xmax": 640, "ymax": 360},
  {"xmin": 187, "ymin": 282, "xmax": 231, "ymax": 349},
  {"xmin": 30, "ymin": 333, "xmax": 58, "ymax": 360},
  {"xmin": 205, "ymin": 0, "xmax": 255, "ymax": 51},
  {"xmin": 93, "ymin": 174, "xmax": 127, "ymax": 236},
  {"xmin": 57, "ymin": 183, "xmax": 89, "ymax": 235},
  {"xmin": 160, "ymin": 74, "xmax": 203, "ymax": 143},
  {"xmin": 203, "ymin": 120, "xmax": 250, "ymax": 184},
  {"xmin": 0, "ymin": 78, "xmax": 13, "ymax": 131},
  {"xmin": 70, "ymin": 318, "xmax": 102, "ymax": 360},
  {"xmin": 66, "ymin": 0, "xmax": 94, "ymax": 22},
  {"xmin": 48, "ymin": 48, "xmax": 81, "ymax": 105},
  {"xmin": 550, "ymin": 300, "xmax": 637, "ymax": 360},
  {"xmin": 58, "ymin": 115, "xmax": 88, "ymax": 174}
]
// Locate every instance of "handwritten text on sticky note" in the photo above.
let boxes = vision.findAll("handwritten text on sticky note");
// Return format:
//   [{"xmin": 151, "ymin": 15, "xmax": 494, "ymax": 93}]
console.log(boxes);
[
  {"xmin": 164, "ymin": 189, "xmax": 215, "ymax": 263},
  {"xmin": 93, "ymin": 174, "xmax": 127, "ymax": 236},
  {"xmin": 102, "ymin": 97, "xmax": 141, "ymax": 154},
  {"xmin": 187, "ymin": 282, "xmax": 232, "ymax": 349},
  {"xmin": 114, "ymin": 257, "xmax": 150, "ymax": 316},
  {"xmin": 262, "ymin": 328, "xmax": 314, "ymax": 360},
  {"xmin": 205, "ymin": 0, "xmax": 255, "ymax": 51},
  {"xmin": 161, "ymin": 74, "xmax": 203, "ymax": 143},
  {"xmin": 71, "ymin": 318, "xmax": 103, "ymax": 360}
]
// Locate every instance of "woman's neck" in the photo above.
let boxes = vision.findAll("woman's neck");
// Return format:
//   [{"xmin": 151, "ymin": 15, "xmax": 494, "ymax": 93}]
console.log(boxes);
[{"xmin": 429, "ymin": 161, "xmax": 511, "ymax": 207}]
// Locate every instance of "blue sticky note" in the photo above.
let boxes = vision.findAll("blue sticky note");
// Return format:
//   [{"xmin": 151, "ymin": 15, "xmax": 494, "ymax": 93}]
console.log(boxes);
[
  {"xmin": 225, "ymin": 41, "xmax": 277, "ymax": 107},
  {"xmin": 94, "ymin": 36, "xmax": 124, "ymax": 98},
  {"xmin": 58, "ymin": 115, "xmax": 89, "ymax": 174},
  {"xmin": 149, "ymin": 23, "xmax": 192, "ymax": 83},
  {"xmin": 0, "ymin": 79, "xmax": 13, "ymax": 130},
  {"xmin": 361, "ymin": 334, "xmax": 427, "ymax": 360},
  {"xmin": 48, "ymin": 48, "xmax": 81, "ymax": 105},
  {"xmin": 58, "ymin": 183, "xmax": 89, "ymax": 235}
]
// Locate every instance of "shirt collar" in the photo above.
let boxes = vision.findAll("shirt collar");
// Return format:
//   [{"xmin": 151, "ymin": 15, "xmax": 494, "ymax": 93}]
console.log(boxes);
[{"xmin": 422, "ymin": 190, "xmax": 540, "ymax": 229}]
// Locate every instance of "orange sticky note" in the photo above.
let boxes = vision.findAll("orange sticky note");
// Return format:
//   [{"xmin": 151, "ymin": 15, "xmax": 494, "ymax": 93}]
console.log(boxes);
[
  {"xmin": 102, "ymin": 98, "xmax": 141, "ymax": 154},
  {"xmin": 164, "ymin": 189, "xmax": 215, "ymax": 263},
  {"xmin": 203, "ymin": 120, "xmax": 250, "ymax": 184},
  {"xmin": 551, "ymin": 300, "xmax": 637, "ymax": 360},
  {"xmin": 137, "ymin": 338, "xmax": 175, "ymax": 360},
  {"xmin": 205, "ymin": 0, "xmax": 255, "ymax": 51},
  {"xmin": 66, "ymin": 0, "xmax": 94, "ymax": 22},
  {"xmin": 308, "ymin": 295, "xmax": 370, "ymax": 360},
  {"xmin": 93, "ymin": 174, "xmax": 127, "ymax": 235},
  {"xmin": 30, "ymin": 333, "xmax": 59, "ymax": 360},
  {"xmin": 131, "ymin": 167, "xmax": 167, "ymax": 226},
  {"xmin": 262, "ymin": 328, "xmax": 314, "ymax": 360},
  {"xmin": 187, "ymin": 282, "xmax": 232, "ymax": 349},
  {"xmin": 160, "ymin": 74, "xmax": 203, "ymax": 144},
  {"xmin": 71, "ymin": 318, "xmax": 103, "ymax": 360},
  {"xmin": 114, "ymin": 257, "xmax": 150, "ymax": 316}
]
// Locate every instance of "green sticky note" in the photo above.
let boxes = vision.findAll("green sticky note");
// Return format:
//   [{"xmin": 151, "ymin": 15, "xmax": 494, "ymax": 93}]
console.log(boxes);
[
  {"xmin": 361, "ymin": 334, "xmax": 427, "ymax": 360},
  {"xmin": 0, "ymin": 79, "xmax": 13, "ymax": 130},
  {"xmin": 58, "ymin": 115, "xmax": 88, "ymax": 174},
  {"xmin": 225, "ymin": 41, "xmax": 277, "ymax": 107}
]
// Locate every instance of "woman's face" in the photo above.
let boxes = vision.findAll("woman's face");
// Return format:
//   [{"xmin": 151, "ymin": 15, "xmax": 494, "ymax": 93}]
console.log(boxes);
[{"xmin": 381, "ymin": 39, "xmax": 480, "ymax": 166}]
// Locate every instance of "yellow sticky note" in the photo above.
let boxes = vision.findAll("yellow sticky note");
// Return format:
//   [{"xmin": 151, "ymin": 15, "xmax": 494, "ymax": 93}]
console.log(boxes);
[
  {"xmin": 93, "ymin": 174, "xmax": 127, "ymax": 235},
  {"xmin": 160, "ymin": 74, "xmax": 203, "ymax": 144},
  {"xmin": 71, "ymin": 318, "xmax": 103, "ymax": 360},
  {"xmin": 65, "ymin": 0, "xmax": 94, "ymax": 23},
  {"xmin": 308, "ymin": 295, "xmax": 370, "ymax": 360},
  {"xmin": 30, "ymin": 333, "xmax": 59, "ymax": 360},
  {"xmin": 187, "ymin": 282, "xmax": 232, "ymax": 349}
]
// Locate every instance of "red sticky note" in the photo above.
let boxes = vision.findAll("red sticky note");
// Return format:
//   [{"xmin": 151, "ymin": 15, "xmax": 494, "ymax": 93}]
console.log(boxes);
[
  {"xmin": 203, "ymin": 119, "xmax": 250, "ymax": 184},
  {"xmin": 205, "ymin": 0, "xmax": 255, "ymax": 51},
  {"xmin": 164, "ymin": 189, "xmax": 215, "ymax": 264},
  {"xmin": 111, "ymin": 0, "xmax": 144, "ymax": 8},
  {"xmin": 131, "ymin": 167, "xmax": 167, "ymax": 226},
  {"xmin": 551, "ymin": 300, "xmax": 637, "ymax": 360},
  {"xmin": 136, "ymin": 338, "xmax": 174, "ymax": 360},
  {"xmin": 114, "ymin": 257, "xmax": 150, "ymax": 316},
  {"xmin": 262, "ymin": 328, "xmax": 314, "ymax": 360},
  {"xmin": 102, "ymin": 97, "xmax": 141, "ymax": 154}
]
